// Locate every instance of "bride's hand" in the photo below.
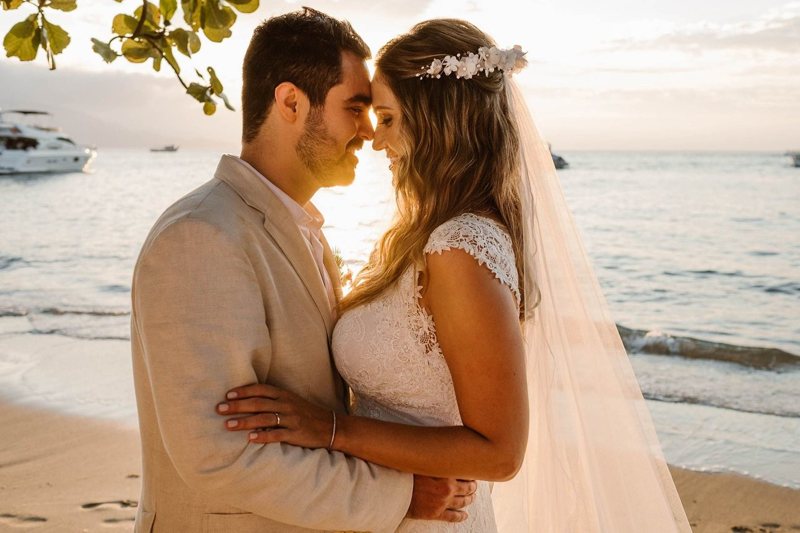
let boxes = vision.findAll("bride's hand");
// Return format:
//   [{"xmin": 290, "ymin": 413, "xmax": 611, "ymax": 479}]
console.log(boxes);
[{"xmin": 216, "ymin": 383, "xmax": 335, "ymax": 449}]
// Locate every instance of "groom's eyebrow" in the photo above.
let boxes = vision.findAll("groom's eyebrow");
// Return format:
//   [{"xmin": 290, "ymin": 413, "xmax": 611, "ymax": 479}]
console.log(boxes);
[{"xmin": 346, "ymin": 94, "xmax": 372, "ymax": 106}]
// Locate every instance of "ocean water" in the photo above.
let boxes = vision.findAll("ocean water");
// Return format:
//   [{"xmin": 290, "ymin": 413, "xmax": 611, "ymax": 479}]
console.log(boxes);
[{"xmin": 0, "ymin": 148, "xmax": 798, "ymax": 487}]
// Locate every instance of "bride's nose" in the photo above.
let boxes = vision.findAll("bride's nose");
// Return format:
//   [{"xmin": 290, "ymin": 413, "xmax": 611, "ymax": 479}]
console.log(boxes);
[
  {"xmin": 357, "ymin": 113, "xmax": 374, "ymax": 142},
  {"xmin": 372, "ymin": 129, "xmax": 385, "ymax": 151}
]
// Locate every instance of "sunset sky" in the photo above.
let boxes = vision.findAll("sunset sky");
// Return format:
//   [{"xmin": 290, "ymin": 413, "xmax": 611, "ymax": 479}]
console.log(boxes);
[{"xmin": 1, "ymin": 0, "xmax": 798, "ymax": 151}]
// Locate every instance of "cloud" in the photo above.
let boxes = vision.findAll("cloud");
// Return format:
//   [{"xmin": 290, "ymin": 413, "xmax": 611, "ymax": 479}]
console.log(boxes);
[
  {"xmin": 281, "ymin": 0, "xmax": 434, "ymax": 18},
  {"xmin": 608, "ymin": 11, "xmax": 800, "ymax": 54},
  {"xmin": 526, "ymin": 83, "xmax": 800, "ymax": 151},
  {"xmin": 589, "ymin": 66, "xmax": 699, "ymax": 75},
  {"xmin": 0, "ymin": 60, "xmax": 241, "ymax": 150}
]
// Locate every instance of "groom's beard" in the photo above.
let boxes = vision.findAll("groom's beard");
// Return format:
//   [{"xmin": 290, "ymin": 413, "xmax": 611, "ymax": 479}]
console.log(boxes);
[{"xmin": 296, "ymin": 108, "xmax": 360, "ymax": 186}]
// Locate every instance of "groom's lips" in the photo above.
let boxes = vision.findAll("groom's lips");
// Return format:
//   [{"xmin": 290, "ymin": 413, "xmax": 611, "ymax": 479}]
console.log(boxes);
[{"xmin": 345, "ymin": 140, "xmax": 363, "ymax": 166}]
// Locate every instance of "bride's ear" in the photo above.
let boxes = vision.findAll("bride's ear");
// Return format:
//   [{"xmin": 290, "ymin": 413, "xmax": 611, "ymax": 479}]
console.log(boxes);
[{"xmin": 273, "ymin": 82, "xmax": 309, "ymax": 125}]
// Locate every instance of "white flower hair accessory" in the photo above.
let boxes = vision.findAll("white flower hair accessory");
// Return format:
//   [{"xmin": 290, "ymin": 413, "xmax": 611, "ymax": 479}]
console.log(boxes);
[{"xmin": 417, "ymin": 45, "xmax": 527, "ymax": 80}]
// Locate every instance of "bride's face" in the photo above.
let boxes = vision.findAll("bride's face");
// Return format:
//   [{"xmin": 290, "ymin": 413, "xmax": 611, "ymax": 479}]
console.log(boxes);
[{"xmin": 370, "ymin": 73, "xmax": 403, "ymax": 172}]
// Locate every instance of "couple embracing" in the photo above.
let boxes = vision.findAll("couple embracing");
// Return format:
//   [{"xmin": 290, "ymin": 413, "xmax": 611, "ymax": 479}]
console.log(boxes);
[{"xmin": 131, "ymin": 7, "xmax": 691, "ymax": 532}]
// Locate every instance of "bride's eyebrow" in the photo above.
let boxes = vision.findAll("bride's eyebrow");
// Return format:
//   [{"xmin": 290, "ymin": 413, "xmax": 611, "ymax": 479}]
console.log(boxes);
[{"xmin": 373, "ymin": 105, "xmax": 393, "ymax": 111}]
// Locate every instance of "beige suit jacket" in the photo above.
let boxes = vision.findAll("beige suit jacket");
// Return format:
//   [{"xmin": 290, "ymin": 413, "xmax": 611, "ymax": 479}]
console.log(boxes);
[{"xmin": 131, "ymin": 155, "xmax": 413, "ymax": 532}]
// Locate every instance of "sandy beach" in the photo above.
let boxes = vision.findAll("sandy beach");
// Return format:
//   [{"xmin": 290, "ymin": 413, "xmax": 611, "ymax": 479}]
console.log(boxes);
[
  {"xmin": 0, "ymin": 400, "xmax": 797, "ymax": 532},
  {"xmin": 0, "ymin": 403, "xmax": 141, "ymax": 531}
]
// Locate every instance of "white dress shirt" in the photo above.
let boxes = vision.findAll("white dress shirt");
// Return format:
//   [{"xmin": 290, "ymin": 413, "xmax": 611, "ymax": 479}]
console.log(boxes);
[{"xmin": 230, "ymin": 156, "xmax": 336, "ymax": 310}]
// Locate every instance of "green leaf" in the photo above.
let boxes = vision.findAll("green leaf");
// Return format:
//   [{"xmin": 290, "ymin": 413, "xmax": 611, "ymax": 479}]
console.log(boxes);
[
  {"xmin": 169, "ymin": 28, "xmax": 188, "ymax": 55},
  {"xmin": 133, "ymin": 1, "xmax": 161, "ymax": 31},
  {"xmin": 202, "ymin": 25, "xmax": 231, "ymax": 43},
  {"xmin": 200, "ymin": 1, "xmax": 236, "ymax": 42},
  {"xmin": 207, "ymin": 65, "xmax": 235, "ymax": 111},
  {"xmin": 161, "ymin": 44, "xmax": 180, "ymax": 74},
  {"xmin": 169, "ymin": 28, "xmax": 199, "ymax": 56},
  {"xmin": 112, "ymin": 13, "xmax": 139, "ymax": 35},
  {"xmin": 203, "ymin": 100, "xmax": 217, "ymax": 115},
  {"xmin": 218, "ymin": 91, "xmax": 235, "ymax": 111},
  {"xmin": 181, "ymin": 0, "xmax": 201, "ymax": 31},
  {"xmin": 186, "ymin": 82, "xmax": 210, "ymax": 102},
  {"xmin": 121, "ymin": 38, "xmax": 154, "ymax": 63},
  {"xmin": 160, "ymin": 0, "xmax": 177, "ymax": 21},
  {"xmin": 2, "ymin": 0, "xmax": 25, "ymax": 10},
  {"xmin": 226, "ymin": 0, "xmax": 258, "ymax": 14},
  {"xmin": 187, "ymin": 29, "xmax": 200, "ymax": 53},
  {"xmin": 202, "ymin": 1, "xmax": 236, "ymax": 31},
  {"xmin": 91, "ymin": 37, "xmax": 118, "ymax": 63},
  {"xmin": 48, "ymin": 0, "xmax": 77, "ymax": 12},
  {"xmin": 207, "ymin": 66, "xmax": 223, "ymax": 94},
  {"xmin": 3, "ymin": 15, "xmax": 40, "ymax": 61},
  {"xmin": 41, "ymin": 17, "xmax": 70, "ymax": 54}
]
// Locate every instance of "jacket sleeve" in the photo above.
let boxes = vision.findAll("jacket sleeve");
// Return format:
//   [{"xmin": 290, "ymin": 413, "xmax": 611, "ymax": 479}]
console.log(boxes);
[{"xmin": 131, "ymin": 216, "xmax": 413, "ymax": 532}]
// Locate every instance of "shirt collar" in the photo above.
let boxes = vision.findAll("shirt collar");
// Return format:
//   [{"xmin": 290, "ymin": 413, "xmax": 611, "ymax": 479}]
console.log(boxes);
[{"xmin": 230, "ymin": 155, "xmax": 324, "ymax": 233}]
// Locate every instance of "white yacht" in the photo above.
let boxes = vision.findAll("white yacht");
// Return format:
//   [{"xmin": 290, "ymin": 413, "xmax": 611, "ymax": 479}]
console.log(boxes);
[{"xmin": 0, "ymin": 109, "xmax": 96, "ymax": 174}]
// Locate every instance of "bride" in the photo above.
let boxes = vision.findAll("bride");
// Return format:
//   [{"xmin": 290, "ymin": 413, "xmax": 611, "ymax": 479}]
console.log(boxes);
[{"xmin": 217, "ymin": 18, "xmax": 691, "ymax": 532}]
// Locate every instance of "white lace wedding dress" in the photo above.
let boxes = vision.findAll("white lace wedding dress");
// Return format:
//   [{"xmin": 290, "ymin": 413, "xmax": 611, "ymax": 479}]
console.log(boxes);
[{"xmin": 332, "ymin": 213, "xmax": 520, "ymax": 533}]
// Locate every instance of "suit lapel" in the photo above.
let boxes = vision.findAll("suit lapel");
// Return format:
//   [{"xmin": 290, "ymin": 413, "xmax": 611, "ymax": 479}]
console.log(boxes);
[
  {"xmin": 320, "ymin": 232, "xmax": 343, "ymax": 303},
  {"xmin": 214, "ymin": 155, "xmax": 334, "ymax": 335}
]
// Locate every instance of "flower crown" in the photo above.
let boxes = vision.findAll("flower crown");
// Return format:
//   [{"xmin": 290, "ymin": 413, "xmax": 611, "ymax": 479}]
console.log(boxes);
[{"xmin": 416, "ymin": 45, "xmax": 527, "ymax": 80}]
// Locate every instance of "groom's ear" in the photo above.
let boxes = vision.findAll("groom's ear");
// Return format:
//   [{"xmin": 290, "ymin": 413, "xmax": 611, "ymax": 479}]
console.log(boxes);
[{"xmin": 273, "ymin": 82, "xmax": 308, "ymax": 125}]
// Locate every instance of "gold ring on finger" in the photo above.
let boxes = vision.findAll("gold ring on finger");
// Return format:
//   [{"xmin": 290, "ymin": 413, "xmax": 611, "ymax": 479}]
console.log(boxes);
[{"xmin": 274, "ymin": 412, "xmax": 281, "ymax": 426}]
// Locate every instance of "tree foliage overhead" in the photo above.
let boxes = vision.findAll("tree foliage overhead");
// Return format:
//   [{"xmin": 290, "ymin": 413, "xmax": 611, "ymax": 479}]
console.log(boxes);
[{"xmin": 2, "ymin": 0, "xmax": 260, "ymax": 115}]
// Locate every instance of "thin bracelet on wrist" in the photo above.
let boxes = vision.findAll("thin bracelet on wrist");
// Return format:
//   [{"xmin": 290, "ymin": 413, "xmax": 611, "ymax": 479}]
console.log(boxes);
[{"xmin": 327, "ymin": 410, "xmax": 337, "ymax": 451}]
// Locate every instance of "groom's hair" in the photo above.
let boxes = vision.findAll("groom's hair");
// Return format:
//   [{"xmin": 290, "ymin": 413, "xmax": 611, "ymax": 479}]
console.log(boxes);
[{"xmin": 241, "ymin": 7, "xmax": 371, "ymax": 143}]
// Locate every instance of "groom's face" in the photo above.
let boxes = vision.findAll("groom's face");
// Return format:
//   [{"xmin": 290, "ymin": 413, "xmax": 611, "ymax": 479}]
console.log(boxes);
[{"xmin": 296, "ymin": 51, "xmax": 374, "ymax": 188}]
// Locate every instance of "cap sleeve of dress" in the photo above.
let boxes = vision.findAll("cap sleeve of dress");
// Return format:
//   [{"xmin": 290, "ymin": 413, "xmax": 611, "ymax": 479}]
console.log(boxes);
[{"xmin": 423, "ymin": 213, "xmax": 520, "ymax": 305}]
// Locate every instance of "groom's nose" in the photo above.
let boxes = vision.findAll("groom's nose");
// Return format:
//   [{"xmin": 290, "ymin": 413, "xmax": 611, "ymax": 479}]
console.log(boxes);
[{"xmin": 357, "ymin": 113, "xmax": 374, "ymax": 142}]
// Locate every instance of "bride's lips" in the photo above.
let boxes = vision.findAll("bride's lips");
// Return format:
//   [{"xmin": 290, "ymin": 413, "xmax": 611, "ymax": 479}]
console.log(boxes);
[{"xmin": 386, "ymin": 150, "xmax": 399, "ymax": 168}]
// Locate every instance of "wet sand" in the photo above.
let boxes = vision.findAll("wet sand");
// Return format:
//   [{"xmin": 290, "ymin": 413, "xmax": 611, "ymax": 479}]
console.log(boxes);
[
  {"xmin": 0, "ymin": 403, "xmax": 140, "ymax": 531},
  {"xmin": 1, "ymin": 400, "xmax": 798, "ymax": 532}
]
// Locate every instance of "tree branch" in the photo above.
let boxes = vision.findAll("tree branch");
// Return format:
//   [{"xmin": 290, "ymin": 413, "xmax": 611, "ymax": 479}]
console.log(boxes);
[
  {"xmin": 132, "ymin": 0, "xmax": 147, "ymax": 38},
  {"xmin": 142, "ymin": 34, "xmax": 189, "ymax": 90}
]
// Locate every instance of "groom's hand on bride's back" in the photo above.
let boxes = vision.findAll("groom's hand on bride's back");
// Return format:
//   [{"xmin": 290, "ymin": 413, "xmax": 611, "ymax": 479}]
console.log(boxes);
[{"xmin": 406, "ymin": 475, "xmax": 477, "ymax": 523}]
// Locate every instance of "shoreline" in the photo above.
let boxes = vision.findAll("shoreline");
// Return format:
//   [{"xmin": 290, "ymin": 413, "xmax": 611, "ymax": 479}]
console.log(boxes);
[{"xmin": 1, "ymin": 401, "xmax": 799, "ymax": 532}]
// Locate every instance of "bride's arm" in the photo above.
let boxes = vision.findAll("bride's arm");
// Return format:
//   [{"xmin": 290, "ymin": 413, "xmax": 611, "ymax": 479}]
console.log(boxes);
[{"xmin": 217, "ymin": 248, "xmax": 528, "ymax": 482}]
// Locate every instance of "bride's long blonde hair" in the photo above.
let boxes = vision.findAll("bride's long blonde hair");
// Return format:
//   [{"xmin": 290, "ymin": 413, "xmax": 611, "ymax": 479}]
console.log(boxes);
[{"xmin": 339, "ymin": 19, "xmax": 524, "ymax": 315}]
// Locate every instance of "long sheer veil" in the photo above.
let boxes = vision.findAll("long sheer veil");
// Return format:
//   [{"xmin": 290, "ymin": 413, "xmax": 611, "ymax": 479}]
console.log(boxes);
[{"xmin": 491, "ymin": 81, "xmax": 692, "ymax": 532}]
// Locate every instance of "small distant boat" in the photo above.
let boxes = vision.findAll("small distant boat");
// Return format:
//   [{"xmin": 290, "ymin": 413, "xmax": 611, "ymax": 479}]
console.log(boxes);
[
  {"xmin": 552, "ymin": 152, "xmax": 569, "ymax": 170},
  {"xmin": 785, "ymin": 151, "xmax": 800, "ymax": 167},
  {"xmin": 0, "ymin": 109, "xmax": 96, "ymax": 174},
  {"xmin": 548, "ymin": 143, "xmax": 569, "ymax": 169},
  {"xmin": 151, "ymin": 144, "xmax": 179, "ymax": 152}
]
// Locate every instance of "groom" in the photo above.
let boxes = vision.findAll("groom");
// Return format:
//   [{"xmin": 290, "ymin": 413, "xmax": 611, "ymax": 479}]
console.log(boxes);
[{"xmin": 131, "ymin": 7, "xmax": 475, "ymax": 533}]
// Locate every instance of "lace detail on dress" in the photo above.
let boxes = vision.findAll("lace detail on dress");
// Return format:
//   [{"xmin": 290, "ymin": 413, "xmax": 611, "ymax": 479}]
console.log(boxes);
[
  {"xmin": 333, "ymin": 267, "xmax": 458, "ymax": 427},
  {"xmin": 423, "ymin": 213, "xmax": 520, "ymax": 305},
  {"xmin": 331, "ymin": 212, "xmax": 523, "ymax": 532}
]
